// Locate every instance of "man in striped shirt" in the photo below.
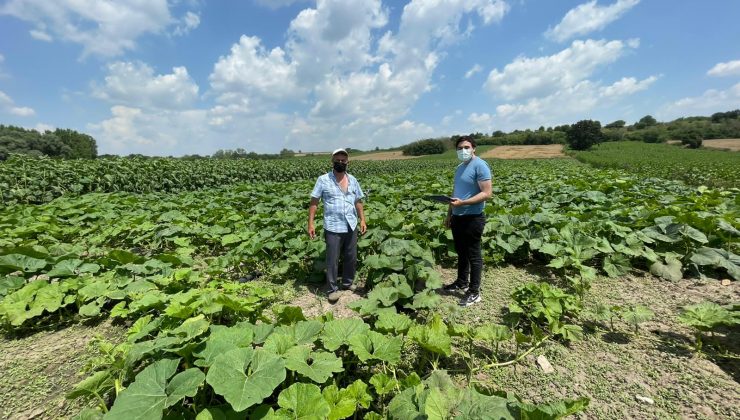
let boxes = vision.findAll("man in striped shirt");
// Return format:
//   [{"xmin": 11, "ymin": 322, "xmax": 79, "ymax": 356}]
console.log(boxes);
[{"xmin": 308, "ymin": 148, "xmax": 367, "ymax": 303}]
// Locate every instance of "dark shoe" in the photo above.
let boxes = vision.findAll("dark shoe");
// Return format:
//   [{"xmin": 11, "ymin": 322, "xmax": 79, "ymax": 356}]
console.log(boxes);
[
  {"xmin": 327, "ymin": 291, "xmax": 341, "ymax": 304},
  {"xmin": 341, "ymin": 283, "xmax": 358, "ymax": 292},
  {"xmin": 459, "ymin": 292, "xmax": 481, "ymax": 307},
  {"xmin": 442, "ymin": 281, "xmax": 468, "ymax": 293}
]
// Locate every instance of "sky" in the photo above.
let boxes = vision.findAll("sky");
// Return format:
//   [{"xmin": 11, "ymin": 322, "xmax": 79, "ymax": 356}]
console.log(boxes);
[{"xmin": 0, "ymin": 0, "xmax": 739, "ymax": 156}]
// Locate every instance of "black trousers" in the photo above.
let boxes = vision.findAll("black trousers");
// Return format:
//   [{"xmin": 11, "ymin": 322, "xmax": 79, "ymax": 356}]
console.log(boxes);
[
  {"xmin": 324, "ymin": 228, "xmax": 358, "ymax": 292},
  {"xmin": 451, "ymin": 214, "xmax": 485, "ymax": 293}
]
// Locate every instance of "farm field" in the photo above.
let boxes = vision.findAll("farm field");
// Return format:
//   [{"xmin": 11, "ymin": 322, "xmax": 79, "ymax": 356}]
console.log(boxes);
[
  {"xmin": 667, "ymin": 139, "xmax": 740, "ymax": 152},
  {"xmin": 481, "ymin": 144, "xmax": 565, "ymax": 159},
  {"xmin": 0, "ymin": 156, "xmax": 738, "ymax": 419},
  {"xmin": 569, "ymin": 141, "xmax": 740, "ymax": 188}
]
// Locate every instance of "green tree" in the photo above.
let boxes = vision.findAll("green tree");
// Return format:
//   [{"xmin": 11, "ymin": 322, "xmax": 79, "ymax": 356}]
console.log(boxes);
[
  {"xmin": 605, "ymin": 120, "xmax": 626, "ymax": 128},
  {"xmin": 566, "ymin": 120, "xmax": 603, "ymax": 150},
  {"xmin": 54, "ymin": 129, "xmax": 98, "ymax": 158},
  {"xmin": 634, "ymin": 115, "xmax": 658, "ymax": 129}
]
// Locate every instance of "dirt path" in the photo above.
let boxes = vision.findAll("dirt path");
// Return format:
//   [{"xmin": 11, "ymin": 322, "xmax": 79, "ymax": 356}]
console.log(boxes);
[
  {"xmin": 481, "ymin": 144, "xmax": 566, "ymax": 159},
  {"xmin": 667, "ymin": 138, "xmax": 740, "ymax": 151}
]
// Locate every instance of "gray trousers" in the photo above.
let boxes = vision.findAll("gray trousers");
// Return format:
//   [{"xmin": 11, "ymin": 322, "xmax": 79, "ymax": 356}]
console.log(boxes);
[{"xmin": 325, "ymin": 228, "xmax": 358, "ymax": 292}]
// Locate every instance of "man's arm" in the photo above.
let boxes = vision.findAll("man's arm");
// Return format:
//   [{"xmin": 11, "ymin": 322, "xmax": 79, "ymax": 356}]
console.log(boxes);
[
  {"xmin": 355, "ymin": 200, "xmax": 367, "ymax": 234},
  {"xmin": 308, "ymin": 197, "xmax": 320, "ymax": 239},
  {"xmin": 450, "ymin": 179, "xmax": 492, "ymax": 207}
]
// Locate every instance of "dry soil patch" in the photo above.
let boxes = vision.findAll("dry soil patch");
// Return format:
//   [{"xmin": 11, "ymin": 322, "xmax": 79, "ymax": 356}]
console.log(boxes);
[
  {"xmin": 481, "ymin": 144, "xmax": 566, "ymax": 159},
  {"xmin": 351, "ymin": 151, "xmax": 422, "ymax": 161}
]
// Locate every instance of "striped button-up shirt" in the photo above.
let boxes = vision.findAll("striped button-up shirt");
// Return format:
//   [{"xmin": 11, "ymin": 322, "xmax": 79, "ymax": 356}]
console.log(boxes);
[{"xmin": 311, "ymin": 172, "xmax": 365, "ymax": 233}]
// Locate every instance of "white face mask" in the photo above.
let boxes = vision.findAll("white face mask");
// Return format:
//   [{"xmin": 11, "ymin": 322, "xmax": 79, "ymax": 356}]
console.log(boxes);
[{"xmin": 457, "ymin": 148, "xmax": 473, "ymax": 162}]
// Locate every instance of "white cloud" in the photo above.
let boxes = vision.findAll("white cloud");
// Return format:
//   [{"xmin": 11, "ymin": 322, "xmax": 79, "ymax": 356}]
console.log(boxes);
[
  {"xmin": 93, "ymin": 62, "xmax": 199, "ymax": 110},
  {"xmin": 707, "ymin": 60, "xmax": 740, "ymax": 77},
  {"xmin": 546, "ymin": 0, "xmax": 640, "ymax": 43},
  {"xmin": 173, "ymin": 11, "xmax": 200, "ymax": 36},
  {"xmin": 29, "ymin": 28, "xmax": 52, "ymax": 41},
  {"xmin": 0, "ymin": 90, "xmax": 36, "ymax": 116},
  {"xmin": 658, "ymin": 82, "xmax": 740, "ymax": 120},
  {"xmin": 601, "ymin": 75, "xmax": 657, "ymax": 97},
  {"xmin": 468, "ymin": 112, "xmax": 494, "ymax": 130},
  {"xmin": 465, "ymin": 64, "xmax": 482, "ymax": 79},
  {"xmin": 210, "ymin": 35, "xmax": 304, "ymax": 104},
  {"xmin": 0, "ymin": 0, "xmax": 200, "ymax": 57},
  {"xmin": 34, "ymin": 123, "xmax": 55, "ymax": 132},
  {"xmin": 485, "ymin": 39, "xmax": 636, "ymax": 101},
  {"xmin": 254, "ymin": 0, "xmax": 309, "ymax": 9}
]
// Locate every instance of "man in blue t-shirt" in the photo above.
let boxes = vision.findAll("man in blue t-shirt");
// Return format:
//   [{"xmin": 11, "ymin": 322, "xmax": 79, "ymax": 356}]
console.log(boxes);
[{"xmin": 443, "ymin": 136, "xmax": 492, "ymax": 306}]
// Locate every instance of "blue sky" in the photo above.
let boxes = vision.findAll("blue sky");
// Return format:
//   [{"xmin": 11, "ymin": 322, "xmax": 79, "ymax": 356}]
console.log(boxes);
[{"xmin": 0, "ymin": 0, "xmax": 739, "ymax": 156}]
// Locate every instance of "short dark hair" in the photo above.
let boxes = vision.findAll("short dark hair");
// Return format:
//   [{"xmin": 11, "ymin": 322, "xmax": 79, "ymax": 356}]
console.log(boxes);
[{"xmin": 455, "ymin": 135, "xmax": 476, "ymax": 148}]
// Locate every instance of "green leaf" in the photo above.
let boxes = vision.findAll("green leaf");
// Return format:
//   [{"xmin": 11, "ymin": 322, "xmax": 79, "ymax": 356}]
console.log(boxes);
[
  {"xmin": 0, "ymin": 254, "xmax": 48, "ymax": 275},
  {"xmin": 603, "ymin": 253, "xmax": 631, "ymax": 277},
  {"xmin": 66, "ymin": 371, "xmax": 114, "ymax": 399},
  {"xmin": 622, "ymin": 305, "xmax": 654, "ymax": 329},
  {"xmin": 321, "ymin": 318, "xmax": 370, "ymax": 351},
  {"xmin": 106, "ymin": 358, "xmax": 180, "ymax": 420},
  {"xmin": 276, "ymin": 383, "xmax": 331, "ymax": 420},
  {"xmin": 205, "ymin": 348, "xmax": 286, "ymax": 412},
  {"xmin": 387, "ymin": 386, "xmax": 424, "ymax": 420},
  {"xmin": 164, "ymin": 368, "xmax": 205, "ymax": 407},
  {"xmin": 474, "ymin": 324, "xmax": 511, "ymax": 343},
  {"xmin": 408, "ymin": 315, "xmax": 451, "ymax": 357},
  {"xmin": 273, "ymin": 305, "xmax": 308, "ymax": 325},
  {"xmin": 649, "ymin": 256, "xmax": 682, "ymax": 281},
  {"xmin": 0, "ymin": 276, "xmax": 25, "ymax": 297},
  {"xmin": 678, "ymin": 302, "xmax": 736, "ymax": 331},
  {"xmin": 374, "ymin": 311, "xmax": 413, "ymax": 334},
  {"xmin": 369, "ymin": 373, "xmax": 398, "ymax": 396},
  {"xmin": 284, "ymin": 346, "xmax": 344, "ymax": 384},
  {"xmin": 47, "ymin": 259, "xmax": 83, "ymax": 278},
  {"xmin": 348, "ymin": 331, "xmax": 402, "ymax": 364},
  {"xmin": 194, "ymin": 324, "xmax": 254, "ymax": 368}
]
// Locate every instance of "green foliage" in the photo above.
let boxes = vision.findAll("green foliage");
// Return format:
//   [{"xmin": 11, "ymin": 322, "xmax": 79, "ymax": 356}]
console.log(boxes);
[
  {"xmin": 509, "ymin": 282, "xmax": 582, "ymax": 340},
  {"xmin": 566, "ymin": 120, "xmax": 603, "ymax": 150},
  {"xmin": 401, "ymin": 138, "xmax": 448, "ymax": 156},
  {"xmin": 622, "ymin": 305, "xmax": 654, "ymax": 333},
  {"xmin": 569, "ymin": 141, "xmax": 740, "ymax": 188},
  {"xmin": 678, "ymin": 302, "xmax": 738, "ymax": 351},
  {"xmin": 0, "ymin": 125, "xmax": 97, "ymax": 160}
]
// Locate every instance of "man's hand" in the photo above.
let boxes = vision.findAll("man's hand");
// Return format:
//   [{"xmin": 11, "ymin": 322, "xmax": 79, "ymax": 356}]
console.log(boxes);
[
  {"xmin": 450, "ymin": 198, "xmax": 464, "ymax": 207},
  {"xmin": 359, "ymin": 220, "xmax": 367, "ymax": 235},
  {"xmin": 308, "ymin": 223, "xmax": 316, "ymax": 239}
]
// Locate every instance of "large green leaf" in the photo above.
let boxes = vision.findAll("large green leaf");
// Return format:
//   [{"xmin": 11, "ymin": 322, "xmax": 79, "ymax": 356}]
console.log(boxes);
[
  {"xmin": 408, "ymin": 315, "xmax": 451, "ymax": 357},
  {"xmin": 106, "ymin": 358, "xmax": 203, "ymax": 420},
  {"xmin": 275, "ymin": 382, "xmax": 330, "ymax": 420},
  {"xmin": 0, "ymin": 254, "xmax": 48, "ymax": 275},
  {"xmin": 649, "ymin": 256, "xmax": 682, "ymax": 281},
  {"xmin": 320, "ymin": 318, "xmax": 370, "ymax": 351},
  {"xmin": 205, "ymin": 348, "xmax": 286, "ymax": 412},
  {"xmin": 194, "ymin": 324, "xmax": 254, "ymax": 368},
  {"xmin": 348, "ymin": 331, "xmax": 402, "ymax": 364},
  {"xmin": 284, "ymin": 346, "xmax": 344, "ymax": 384},
  {"xmin": 603, "ymin": 253, "xmax": 631, "ymax": 278}
]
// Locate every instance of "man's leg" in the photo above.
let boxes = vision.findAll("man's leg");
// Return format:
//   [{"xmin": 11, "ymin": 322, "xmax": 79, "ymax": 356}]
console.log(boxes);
[
  {"xmin": 340, "ymin": 228, "xmax": 358, "ymax": 288},
  {"xmin": 324, "ymin": 230, "xmax": 342, "ymax": 293},
  {"xmin": 466, "ymin": 215, "xmax": 486, "ymax": 294},
  {"xmin": 449, "ymin": 216, "xmax": 470, "ymax": 288}
]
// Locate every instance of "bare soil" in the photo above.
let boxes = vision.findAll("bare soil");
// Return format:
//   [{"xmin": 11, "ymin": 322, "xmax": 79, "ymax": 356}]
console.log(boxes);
[
  {"xmin": 351, "ymin": 151, "xmax": 422, "ymax": 161},
  {"xmin": 667, "ymin": 139, "xmax": 740, "ymax": 151},
  {"xmin": 0, "ymin": 319, "xmax": 125, "ymax": 420},
  {"xmin": 437, "ymin": 266, "xmax": 740, "ymax": 419},
  {"xmin": 481, "ymin": 144, "xmax": 566, "ymax": 159}
]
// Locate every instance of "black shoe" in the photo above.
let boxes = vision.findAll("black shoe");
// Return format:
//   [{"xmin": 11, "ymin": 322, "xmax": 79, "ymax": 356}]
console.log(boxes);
[
  {"xmin": 340, "ymin": 283, "xmax": 357, "ymax": 292},
  {"xmin": 442, "ymin": 281, "xmax": 468, "ymax": 293},
  {"xmin": 459, "ymin": 292, "xmax": 481, "ymax": 307}
]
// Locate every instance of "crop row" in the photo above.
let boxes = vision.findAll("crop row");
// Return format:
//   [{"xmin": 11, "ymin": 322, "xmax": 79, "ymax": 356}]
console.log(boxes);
[{"xmin": 568, "ymin": 141, "xmax": 740, "ymax": 188}]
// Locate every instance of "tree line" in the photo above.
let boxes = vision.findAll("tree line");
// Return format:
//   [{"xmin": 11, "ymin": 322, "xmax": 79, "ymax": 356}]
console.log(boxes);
[
  {"xmin": 0, "ymin": 125, "xmax": 97, "ymax": 160},
  {"xmin": 402, "ymin": 109, "xmax": 740, "ymax": 155}
]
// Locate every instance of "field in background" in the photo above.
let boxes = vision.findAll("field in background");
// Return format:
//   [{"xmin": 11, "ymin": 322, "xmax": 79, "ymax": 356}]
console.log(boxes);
[
  {"xmin": 0, "ymin": 146, "xmax": 738, "ymax": 419},
  {"xmin": 667, "ymin": 138, "xmax": 740, "ymax": 151},
  {"xmin": 481, "ymin": 144, "xmax": 565, "ymax": 159}
]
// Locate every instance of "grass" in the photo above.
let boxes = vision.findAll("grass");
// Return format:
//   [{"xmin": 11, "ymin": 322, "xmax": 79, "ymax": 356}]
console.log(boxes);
[{"xmin": 429, "ymin": 265, "xmax": 738, "ymax": 419}]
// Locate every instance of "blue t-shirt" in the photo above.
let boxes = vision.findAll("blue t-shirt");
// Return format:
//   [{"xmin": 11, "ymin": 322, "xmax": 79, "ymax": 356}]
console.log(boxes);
[{"xmin": 452, "ymin": 157, "xmax": 492, "ymax": 216}]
